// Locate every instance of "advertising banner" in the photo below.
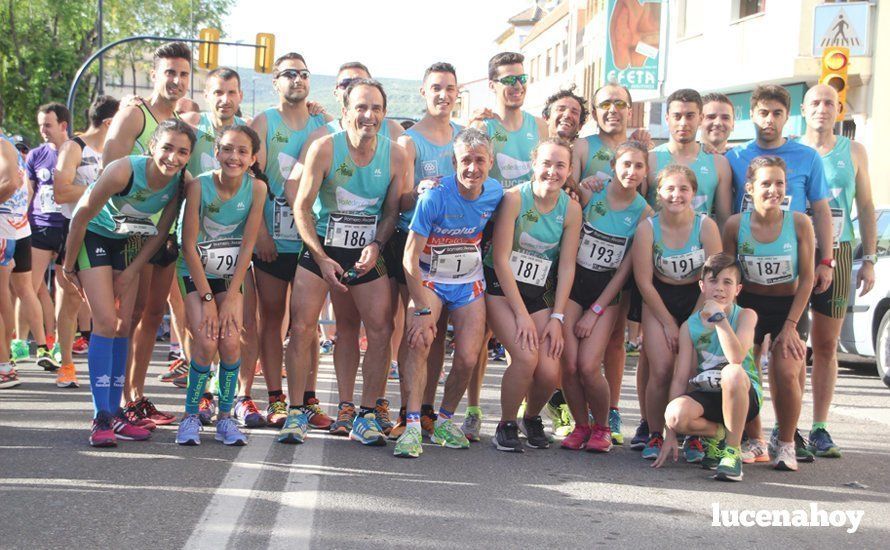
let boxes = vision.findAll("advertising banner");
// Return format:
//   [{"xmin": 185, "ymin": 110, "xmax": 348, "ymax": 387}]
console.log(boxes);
[{"xmin": 604, "ymin": 0, "xmax": 663, "ymax": 90}]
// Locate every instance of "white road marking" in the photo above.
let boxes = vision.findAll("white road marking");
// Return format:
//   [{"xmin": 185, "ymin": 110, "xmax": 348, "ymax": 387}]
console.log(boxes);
[{"xmin": 832, "ymin": 405, "xmax": 890, "ymax": 427}]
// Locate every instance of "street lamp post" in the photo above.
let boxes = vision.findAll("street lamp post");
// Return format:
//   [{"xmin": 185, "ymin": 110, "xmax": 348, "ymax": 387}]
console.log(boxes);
[{"xmin": 251, "ymin": 76, "xmax": 261, "ymax": 117}]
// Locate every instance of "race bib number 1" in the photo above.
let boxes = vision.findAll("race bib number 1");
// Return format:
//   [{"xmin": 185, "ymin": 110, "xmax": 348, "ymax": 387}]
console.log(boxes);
[
  {"xmin": 272, "ymin": 197, "xmax": 299, "ymax": 241},
  {"xmin": 428, "ymin": 243, "xmax": 481, "ymax": 282},
  {"xmin": 324, "ymin": 213, "xmax": 377, "ymax": 249},
  {"xmin": 509, "ymin": 250, "xmax": 552, "ymax": 287},
  {"xmin": 577, "ymin": 224, "xmax": 627, "ymax": 271},
  {"xmin": 198, "ymin": 238, "xmax": 241, "ymax": 278}
]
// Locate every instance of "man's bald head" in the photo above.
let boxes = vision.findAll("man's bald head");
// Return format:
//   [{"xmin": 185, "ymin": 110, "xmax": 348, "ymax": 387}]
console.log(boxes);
[{"xmin": 802, "ymin": 83, "xmax": 841, "ymax": 131}]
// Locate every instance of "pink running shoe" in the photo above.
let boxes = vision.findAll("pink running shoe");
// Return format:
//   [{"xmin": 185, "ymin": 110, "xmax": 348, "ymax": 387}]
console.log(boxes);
[
  {"xmin": 112, "ymin": 415, "xmax": 152, "ymax": 441},
  {"xmin": 90, "ymin": 412, "xmax": 117, "ymax": 447},
  {"xmin": 560, "ymin": 424, "xmax": 592, "ymax": 450},
  {"xmin": 585, "ymin": 424, "xmax": 613, "ymax": 453}
]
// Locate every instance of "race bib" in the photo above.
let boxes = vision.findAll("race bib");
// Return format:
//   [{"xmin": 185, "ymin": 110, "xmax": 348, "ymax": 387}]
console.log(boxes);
[
  {"xmin": 740, "ymin": 254, "xmax": 793, "ymax": 285},
  {"xmin": 806, "ymin": 206, "xmax": 844, "ymax": 248},
  {"xmin": 741, "ymin": 193, "xmax": 791, "ymax": 212},
  {"xmin": 689, "ymin": 366, "xmax": 726, "ymax": 392},
  {"xmin": 509, "ymin": 250, "xmax": 552, "ymax": 287},
  {"xmin": 657, "ymin": 248, "xmax": 706, "ymax": 281},
  {"xmin": 272, "ymin": 197, "xmax": 299, "ymax": 241},
  {"xmin": 198, "ymin": 238, "xmax": 241, "ymax": 278},
  {"xmin": 428, "ymin": 243, "xmax": 481, "ymax": 283},
  {"xmin": 112, "ymin": 214, "xmax": 157, "ymax": 236},
  {"xmin": 324, "ymin": 212, "xmax": 377, "ymax": 249},
  {"xmin": 577, "ymin": 224, "xmax": 627, "ymax": 271},
  {"xmin": 37, "ymin": 185, "xmax": 63, "ymax": 214}
]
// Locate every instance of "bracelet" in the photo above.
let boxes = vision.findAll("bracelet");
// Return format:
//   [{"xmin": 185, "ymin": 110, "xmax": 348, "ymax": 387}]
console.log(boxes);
[
  {"xmin": 371, "ymin": 239, "xmax": 385, "ymax": 249},
  {"xmin": 785, "ymin": 318, "xmax": 798, "ymax": 326},
  {"xmin": 63, "ymin": 267, "xmax": 77, "ymax": 275},
  {"xmin": 413, "ymin": 307, "xmax": 432, "ymax": 317},
  {"xmin": 549, "ymin": 312, "xmax": 565, "ymax": 324}
]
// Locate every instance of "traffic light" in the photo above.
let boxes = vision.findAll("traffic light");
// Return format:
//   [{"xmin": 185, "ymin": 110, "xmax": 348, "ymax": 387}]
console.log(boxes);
[
  {"xmin": 255, "ymin": 33, "xmax": 276, "ymax": 74},
  {"xmin": 198, "ymin": 28, "xmax": 220, "ymax": 70},
  {"xmin": 820, "ymin": 46, "xmax": 849, "ymax": 122}
]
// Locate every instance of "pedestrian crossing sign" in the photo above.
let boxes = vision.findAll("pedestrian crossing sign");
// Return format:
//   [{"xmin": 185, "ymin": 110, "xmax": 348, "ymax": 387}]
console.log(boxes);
[{"xmin": 812, "ymin": 2, "xmax": 871, "ymax": 57}]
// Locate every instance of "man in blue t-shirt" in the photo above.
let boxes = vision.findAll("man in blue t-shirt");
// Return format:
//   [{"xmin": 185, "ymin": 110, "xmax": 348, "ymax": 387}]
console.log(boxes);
[
  {"xmin": 393, "ymin": 127, "xmax": 503, "ymax": 458},
  {"xmin": 727, "ymin": 84, "xmax": 835, "ymax": 295}
]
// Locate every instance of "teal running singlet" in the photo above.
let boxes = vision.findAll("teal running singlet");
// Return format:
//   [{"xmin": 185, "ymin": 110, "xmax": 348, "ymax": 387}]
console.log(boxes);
[
  {"xmin": 737, "ymin": 211, "xmax": 798, "ymax": 286},
  {"xmin": 400, "ymin": 122, "xmax": 461, "ymax": 231},
  {"xmin": 581, "ymin": 134, "xmax": 615, "ymax": 180},
  {"xmin": 577, "ymin": 183, "xmax": 648, "ymax": 273},
  {"xmin": 650, "ymin": 213, "xmax": 707, "ymax": 281},
  {"xmin": 650, "ymin": 143, "xmax": 719, "ymax": 214},
  {"xmin": 187, "ymin": 113, "xmax": 246, "ymax": 176},
  {"xmin": 817, "ymin": 135, "xmax": 856, "ymax": 244},
  {"xmin": 484, "ymin": 112, "xmax": 541, "ymax": 189}
]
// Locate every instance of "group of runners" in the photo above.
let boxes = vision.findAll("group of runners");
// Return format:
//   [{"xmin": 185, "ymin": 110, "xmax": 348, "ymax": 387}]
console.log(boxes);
[{"xmin": 0, "ymin": 42, "xmax": 877, "ymax": 483}]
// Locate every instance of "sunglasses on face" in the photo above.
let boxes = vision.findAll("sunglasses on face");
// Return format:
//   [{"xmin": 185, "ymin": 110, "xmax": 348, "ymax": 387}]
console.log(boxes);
[
  {"xmin": 597, "ymin": 99, "xmax": 629, "ymax": 110},
  {"xmin": 495, "ymin": 74, "xmax": 528, "ymax": 87},
  {"xmin": 337, "ymin": 77, "xmax": 360, "ymax": 90},
  {"xmin": 276, "ymin": 69, "xmax": 311, "ymax": 81}
]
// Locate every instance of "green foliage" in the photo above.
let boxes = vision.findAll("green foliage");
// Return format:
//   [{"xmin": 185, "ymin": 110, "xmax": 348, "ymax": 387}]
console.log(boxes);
[{"xmin": 0, "ymin": 0, "xmax": 233, "ymax": 142}]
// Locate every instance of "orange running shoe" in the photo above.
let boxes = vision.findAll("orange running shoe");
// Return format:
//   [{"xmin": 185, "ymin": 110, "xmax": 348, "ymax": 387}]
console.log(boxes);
[{"xmin": 55, "ymin": 363, "xmax": 79, "ymax": 388}]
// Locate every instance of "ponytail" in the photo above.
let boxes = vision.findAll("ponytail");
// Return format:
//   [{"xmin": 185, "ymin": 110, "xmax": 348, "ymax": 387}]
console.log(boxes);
[{"xmin": 249, "ymin": 160, "xmax": 274, "ymax": 201}]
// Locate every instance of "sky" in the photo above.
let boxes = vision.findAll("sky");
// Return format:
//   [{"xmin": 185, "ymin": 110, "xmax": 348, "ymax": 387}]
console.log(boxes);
[{"xmin": 219, "ymin": 0, "xmax": 530, "ymax": 81}]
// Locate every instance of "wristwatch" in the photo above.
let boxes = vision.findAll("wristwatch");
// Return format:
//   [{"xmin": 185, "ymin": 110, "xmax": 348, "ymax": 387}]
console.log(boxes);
[
  {"xmin": 862, "ymin": 254, "xmax": 878, "ymax": 264},
  {"xmin": 549, "ymin": 312, "xmax": 565, "ymax": 324},
  {"xmin": 590, "ymin": 303, "xmax": 604, "ymax": 316},
  {"xmin": 202, "ymin": 292, "xmax": 213, "ymax": 302},
  {"xmin": 819, "ymin": 258, "xmax": 836, "ymax": 268}
]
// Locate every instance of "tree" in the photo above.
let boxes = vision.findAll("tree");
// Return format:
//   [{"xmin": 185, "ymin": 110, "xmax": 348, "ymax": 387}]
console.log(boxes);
[{"xmin": 0, "ymin": 0, "xmax": 233, "ymax": 142}]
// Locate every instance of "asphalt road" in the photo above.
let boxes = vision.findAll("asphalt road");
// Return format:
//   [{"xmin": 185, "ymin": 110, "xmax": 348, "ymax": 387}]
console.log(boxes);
[{"xmin": 1, "ymin": 346, "xmax": 889, "ymax": 548}]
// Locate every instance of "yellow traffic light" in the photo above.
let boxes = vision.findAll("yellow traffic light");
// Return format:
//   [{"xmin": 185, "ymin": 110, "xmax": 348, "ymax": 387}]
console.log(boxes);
[
  {"xmin": 820, "ymin": 46, "xmax": 849, "ymax": 122},
  {"xmin": 255, "ymin": 33, "xmax": 276, "ymax": 74},
  {"xmin": 198, "ymin": 28, "xmax": 220, "ymax": 70}
]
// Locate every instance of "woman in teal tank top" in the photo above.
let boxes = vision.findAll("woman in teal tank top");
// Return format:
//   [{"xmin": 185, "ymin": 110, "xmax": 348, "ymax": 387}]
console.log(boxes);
[
  {"xmin": 484, "ymin": 139, "xmax": 582, "ymax": 451},
  {"xmin": 631, "ymin": 164, "xmax": 721, "ymax": 459},
  {"xmin": 176, "ymin": 126, "xmax": 268, "ymax": 446},
  {"xmin": 61, "ymin": 119, "xmax": 196, "ymax": 447},
  {"xmin": 723, "ymin": 155, "xmax": 815, "ymax": 471},
  {"xmin": 561, "ymin": 142, "xmax": 653, "ymax": 452}
]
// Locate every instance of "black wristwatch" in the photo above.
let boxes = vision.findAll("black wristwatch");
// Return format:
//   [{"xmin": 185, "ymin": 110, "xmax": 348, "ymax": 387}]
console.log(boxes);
[{"xmin": 202, "ymin": 292, "xmax": 213, "ymax": 302}]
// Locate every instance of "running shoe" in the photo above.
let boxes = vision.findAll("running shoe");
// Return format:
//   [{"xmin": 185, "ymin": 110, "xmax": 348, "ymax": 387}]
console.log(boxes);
[
  {"xmin": 90, "ymin": 411, "xmax": 116, "ymax": 447},
  {"xmin": 303, "ymin": 397, "xmax": 333, "ymax": 430},
  {"xmin": 158, "ymin": 358, "xmax": 188, "ymax": 386},
  {"xmin": 72, "ymin": 336, "xmax": 89, "ymax": 355},
  {"xmin": 55, "ymin": 363, "xmax": 79, "ymax": 388},
  {"xmin": 10, "ymin": 339, "xmax": 29, "ymax": 362},
  {"xmin": 387, "ymin": 361, "xmax": 399, "ymax": 380},
  {"xmin": 517, "ymin": 401, "xmax": 526, "ymax": 420},
  {"xmin": 807, "ymin": 427, "xmax": 841, "ymax": 458},
  {"xmin": 432, "ymin": 419, "xmax": 470, "ymax": 449},
  {"xmin": 350, "ymin": 413, "xmax": 386, "ymax": 446},
  {"xmin": 393, "ymin": 425, "xmax": 423, "ymax": 458},
  {"xmin": 768, "ymin": 426, "xmax": 779, "ymax": 460},
  {"xmin": 641, "ymin": 433, "xmax": 663, "ymax": 460},
  {"xmin": 701, "ymin": 437, "xmax": 723, "ymax": 470},
  {"xmin": 121, "ymin": 403, "xmax": 157, "ymax": 431},
  {"xmin": 438, "ymin": 368, "xmax": 446, "ymax": 385},
  {"xmin": 215, "ymin": 417, "xmax": 247, "ymax": 446},
  {"xmin": 683, "ymin": 435, "xmax": 705, "ymax": 463},
  {"xmin": 36, "ymin": 347, "xmax": 60, "ymax": 372},
  {"xmin": 490, "ymin": 344, "xmax": 506, "ymax": 362},
  {"xmin": 266, "ymin": 394, "xmax": 289, "ymax": 428},
  {"xmin": 421, "ymin": 412, "xmax": 437, "ymax": 439},
  {"xmin": 715, "ymin": 446, "xmax": 743, "ymax": 482},
  {"xmin": 0, "ymin": 368, "xmax": 21, "ymax": 389},
  {"xmin": 460, "ymin": 410, "xmax": 482, "ymax": 442},
  {"xmin": 793, "ymin": 429, "xmax": 816, "ymax": 462},
  {"xmin": 585, "ymin": 424, "xmax": 613, "ymax": 453},
  {"xmin": 112, "ymin": 413, "xmax": 152, "ymax": 441},
  {"xmin": 773, "ymin": 442, "xmax": 798, "ymax": 471},
  {"xmin": 329, "ymin": 402, "xmax": 356, "ymax": 436},
  {"xmin": 277, "ymin": 409, "xmax": 309, "ymax": 444},
  {"xmin": 167, "ymin": 347, "xmax": 180, "ymax": 361},
  {"xmin": 608, "ymin": 409, "xmax": 623, "ymax": 445},
  {"xmin": 135, "ymin": 397, "xmax": 176, "ymax": 426},
  {"xmin": 176, "ymin": 414, "xmax": 202, "ymax": 445},
  {"xmin": 374, "ymin": 399, "xmax": 394, "ymax": 435},
  {"xmin": 624, "ymin": 341, "xmax": 640, "ymax": 356},
  {"xmin": 388, "ymin": 408, "xmax": 407, "ymax": 440},
  {"xmin": 560, "ymin": 424, "xmax": 591, "ymax": 450},
  {"xmin": 319, "ymin": 339, "xmax": 334, "ymax": 355},
  {"xmin": 51, "ymin": 342, "xmax": 61, "ymax": 363},
  {"xmin": 630, "ymin": 419, "xmax": 649, "ymax": 450},
  {"xmin": 740, "ymin": 438, "xmax": 769, "ymax": 464},
  {"xmin": 492, "ymin": 421, "xmax": 523, "ymax": 453},
  {"xmin": 233, "ymin": 397, "xmax": 266, "ymax": 428},
  {"xmin": 198, "ymin": 395, "xmax": 216, "ymax": 426},
  {"xmin": 518, "ymin": 415, "xmax": 551, "ymax": 449}
]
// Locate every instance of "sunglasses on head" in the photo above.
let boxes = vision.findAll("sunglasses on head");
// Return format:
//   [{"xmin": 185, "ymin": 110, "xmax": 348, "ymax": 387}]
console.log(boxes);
[
  {"xmin": 337, "ymin": 77, "xmax": 360, "ymax": 90},
  {"xmin": 276, "ymin": 69, "xmax": 310, "ymax": 81},
  {"xmin": 597, "ymin": 99, "xmax": 629, "ymax": 110},
  {"xmin": 495, "ymin": 74, "xmax": 528, "ymax": 87}
]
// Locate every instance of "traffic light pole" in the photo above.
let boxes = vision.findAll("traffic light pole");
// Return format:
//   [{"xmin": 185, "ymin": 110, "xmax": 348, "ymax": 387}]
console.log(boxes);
[{"xmin": 65, "ymin": 35, "xmax": 267, "ymax": 136}]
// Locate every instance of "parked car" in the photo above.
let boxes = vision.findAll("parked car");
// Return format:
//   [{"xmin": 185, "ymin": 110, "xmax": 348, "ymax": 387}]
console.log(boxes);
[{"xmin": 837, "ymin": 207, "xmax": 890, "ymax": 386}]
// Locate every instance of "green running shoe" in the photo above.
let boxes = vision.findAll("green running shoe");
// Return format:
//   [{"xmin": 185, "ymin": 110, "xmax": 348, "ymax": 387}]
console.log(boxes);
[
  {"xmin": 715, "ymin": 445, "xmax": 743, "ymax": 482},
  {"xmin": 608, "ymin": 409, "xmax": 623, "ymax": 445},
  {"xmin": 277, "ymin": 409, "xmax": 308, "ymax": 444},
  {"xmin": 431, "ymin": 418, "xmax": 470, "ymax": 449},
  {"xmin": 547, "ymin": 403, "xmax": 574, "ymax": 437},
  {"xmin": 10, "ymin": 339, "xmax": 29, "ymax": 362},
  {"xmin": 793, "ymin": 429, "xmax": 816, "ymax": 463},
  {"xmin": 701, "ymin": 436, "xmax": 724, "ymax": 470},
  {"xmin": 36, "ymin": 346, "xmax": 60, "ymax": 371},
  {"xmin": 51, "ymin": 342, "xmax": 62, "ymax": 363},
  {"xmin": 394, "ymin": 425, "xmax": 423, "ymax": 458},
  {"xmin": 807, "ymin": 427, "xmax": 841, "ymax": 458}
]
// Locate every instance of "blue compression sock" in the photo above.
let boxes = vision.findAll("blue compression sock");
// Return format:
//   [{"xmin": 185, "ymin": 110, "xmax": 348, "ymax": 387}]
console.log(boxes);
[
  {"xmin": 185, "ymin": 360, "xmax": 211, "ymax": 414},
  {"xmin": 217, "ymin": 359, "xmax": 241, "ymax": 414},
  {"xmin": 110, "ymin": 337, "xmax": 129, "ymax": 413},
  {"xmin": 87, "ymin": 335, "xmax": 114, "ymax": 417}
]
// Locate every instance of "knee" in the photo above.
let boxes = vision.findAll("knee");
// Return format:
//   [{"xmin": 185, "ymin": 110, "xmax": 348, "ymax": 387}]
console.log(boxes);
[
  {"xmin": 218, "ymin": 336, "xmax": 240, "ymax": 361},
  {"xmin": 190, "ymin": 334, "xmax": 217, "ymax": 365},
  {"xmin": 452, "ymin": 347, "xmax": 480, "ymax": 370},
  {"xmin": 509, "ymin": 349, "xmax": 538, "ymax": 371},
  {"xmin": 811, "ymin": 336, "xmax": 836, "ymax": 358},
  {"xmin": 363, "ymin": 317, "xmax": 393, "ymax": 342},
  {"xmin": 771, "ymin": 361, "xmax": 799, "ymax": 388},
  {"xmin": 648, "ymin": 361, "xmax": 673, "ymax": 387},
  {"xmin": 664, "ymin": 399, "xmax": 685, "ymax": 431},
  {"xmin": 721, "ymin": 364, "xmax": 748, "ymax": 392}
]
